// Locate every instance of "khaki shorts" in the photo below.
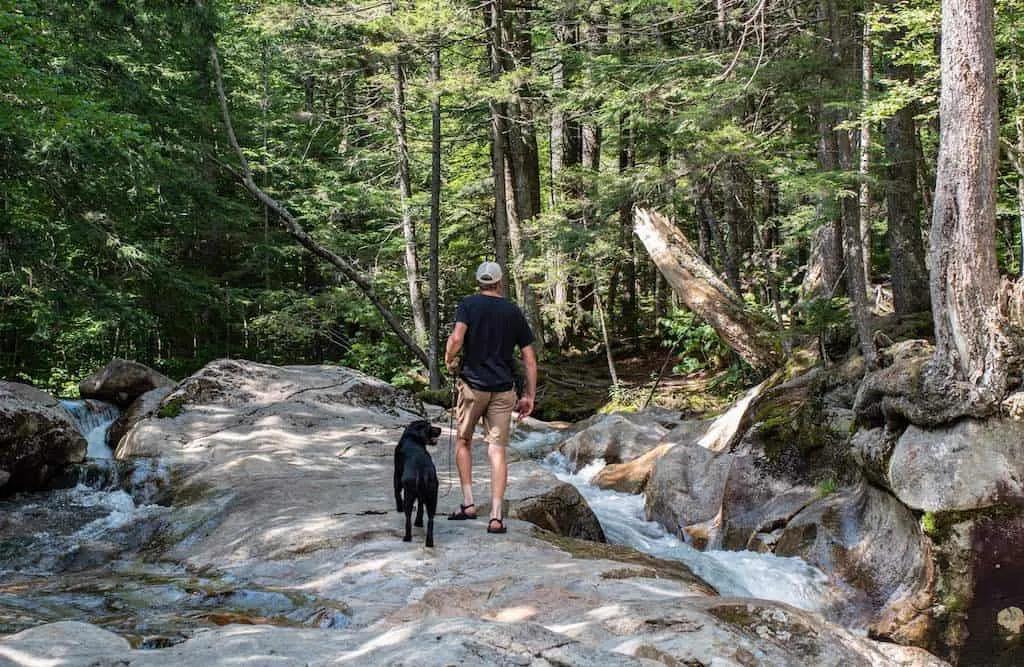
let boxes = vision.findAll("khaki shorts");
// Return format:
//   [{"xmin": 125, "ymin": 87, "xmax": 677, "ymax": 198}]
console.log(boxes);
[{"xmin": 455, "ymin": 380, "xmax": 517, "ymax": 447}]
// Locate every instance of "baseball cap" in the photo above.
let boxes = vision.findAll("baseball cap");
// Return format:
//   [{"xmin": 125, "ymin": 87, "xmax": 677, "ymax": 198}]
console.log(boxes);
[{"xmin": 475, "ymin": 261, "xmax": 503, "ymax": 285}]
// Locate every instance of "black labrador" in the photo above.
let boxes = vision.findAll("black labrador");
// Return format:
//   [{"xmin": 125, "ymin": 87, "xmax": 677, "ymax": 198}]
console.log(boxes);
[{"xmin": 393, "ymin": 420, "xmax": 441, "ymax": 547}]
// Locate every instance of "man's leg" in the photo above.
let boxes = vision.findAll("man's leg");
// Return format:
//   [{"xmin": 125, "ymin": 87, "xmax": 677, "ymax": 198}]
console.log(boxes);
[
  {"xmin": 451, "ymin": 381, "xmax": 485, "ymax": 519},
  {"xmin": 455, "ymin": 435, "xmax": 475, "ymax": 511},
  {"xmin": 483, "ymin": 389, "xmax": 517, "ymax": 522},
  {"xmin": 487, "ymin": 441, "xmax": 507, "ymax": 520}
]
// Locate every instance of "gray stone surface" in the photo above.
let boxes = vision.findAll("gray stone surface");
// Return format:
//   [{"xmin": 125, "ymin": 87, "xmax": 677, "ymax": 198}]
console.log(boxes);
[
  {"xmin": 889, "ymin": 418, "xmax": 1024, "ymax": 511},
  {"xmin": 78, "ymin": 358, "xmax": 177, "ymax": 408},
  {"xmin": 0, "ymin": 381, "xmax": 87, "ymax": 493},
  {"xmin": 558, "ymin": 413, "xmax": 668, "ymax": 468}
]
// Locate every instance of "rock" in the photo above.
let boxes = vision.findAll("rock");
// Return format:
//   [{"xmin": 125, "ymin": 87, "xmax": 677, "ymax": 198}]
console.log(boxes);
[
  {"xmin": 850, "ymin": 426, "xmax": 898, "ymax": 489},
  {"xmin": 107, "ymin": 386, "xmax": 173, "ymax": 450},
  {"xmin": 510, "ymin": 482, "xmax": 606, "ymax": 542},
  {"xmin": 558, "ymin": 413, "xmax": 667, "ymax": 469},
  {"xmin": 889, "ymin": 418, "xmax": 1024, "ymax": 512},
  {"xmin": 997, "ymin": 607, "xmax": 1024, "ymax": 636},
  {"xmin": 0, "ymin": 621, "xmax": 131, "ymax": 662},
  {"xmin": 775, "ymin": 482, "xmax": 928, "ymax": 622},
  {"xmin": 592, "ymin": 443, "xmax": 672, "ymax": 493},
  {"xmin": 0, "ymin": 468, "xmax": 9, "ymax": 487},
  {"xmin": 720, "ymin": 488, "xmax": 818, "ymax": 551},
  {"xmin": 0, "ymin": 381, "xmax": 87, "ymax": 493},
  {"xmin": 644, "ymin": 440, "xmax": 732, "ymax": 536},
  {"xmin": 79, "ymin": 358, "xmax": 177, "ymax": 408}
]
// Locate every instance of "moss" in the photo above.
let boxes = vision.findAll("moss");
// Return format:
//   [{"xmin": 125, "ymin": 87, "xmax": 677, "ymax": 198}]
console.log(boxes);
[
  {"xmin": 157, "ymin": 398, "xmax": 185, "ymax": 419},
  {"xmin": 417, "ymin": 388, "xmax": 453, "ymax": 409},
  {"xmin": 531, "ymin": 527, "xmax": 717, "ymax": 594}
]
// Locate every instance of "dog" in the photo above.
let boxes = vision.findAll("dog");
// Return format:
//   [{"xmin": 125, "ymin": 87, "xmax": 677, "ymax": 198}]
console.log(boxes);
[{"xmin": 393, "ymin": 419, "xmax": 441, "ymax": 547}]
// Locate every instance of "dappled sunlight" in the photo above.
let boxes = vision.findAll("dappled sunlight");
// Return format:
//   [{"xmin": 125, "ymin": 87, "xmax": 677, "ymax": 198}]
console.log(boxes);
[
  {"xmin": 490, "ymin": 605, "xmax": 538, "ymax": 622},
  {"xmin": 627, "ymin": 580, "xmax": 689, "ymax": 599},
  {"xmin": 586, "ymin": 603, "xmax": 629, "ymax": 621},
  {"xmin": 336, "ymin": 624, "xmax": 414, "ymax": 662},
  {"xmin": 546, "ymin": 619, "xmax": 595, "ymax": 636},
  {"xmin": 0, "ymin": 647, "xmax": 60, "ymax": 667}
]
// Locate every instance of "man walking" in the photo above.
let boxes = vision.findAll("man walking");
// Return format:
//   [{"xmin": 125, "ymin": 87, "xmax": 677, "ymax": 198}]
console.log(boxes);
[{"xmin": 444, "ymin": 261, "xmax": 537, "ymax": 534}]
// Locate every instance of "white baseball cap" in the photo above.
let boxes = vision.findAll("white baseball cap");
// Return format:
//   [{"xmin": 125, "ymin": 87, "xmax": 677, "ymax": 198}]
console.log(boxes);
[{"xmin": 475, "ymin": 261, "xmax": 503, "ymax": 285}]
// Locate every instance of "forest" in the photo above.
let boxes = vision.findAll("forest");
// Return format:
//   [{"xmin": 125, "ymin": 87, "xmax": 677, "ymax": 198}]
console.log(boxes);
[{"xmin": 3, "ymin": 0, "xmax": 1023, "ymax": 408}]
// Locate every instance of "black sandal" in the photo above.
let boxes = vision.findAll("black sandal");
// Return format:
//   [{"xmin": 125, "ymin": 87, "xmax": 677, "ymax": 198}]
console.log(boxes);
[
  {"xmin": 447, "ymin": 503, "xmax": 477, "ymax": 520},
  {"xmin": 487, "ymin": 518, "xmax": 507, "ymax": 534}
]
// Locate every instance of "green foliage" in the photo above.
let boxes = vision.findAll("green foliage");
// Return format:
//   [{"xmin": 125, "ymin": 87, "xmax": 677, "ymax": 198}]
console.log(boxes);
[
  {"xmin": 158, "ymin": 398, "xmax": 185, "ymax": 419},
  {"xmin": 658, "ymin": 309, "xmax": 730, "ymax": 375}
]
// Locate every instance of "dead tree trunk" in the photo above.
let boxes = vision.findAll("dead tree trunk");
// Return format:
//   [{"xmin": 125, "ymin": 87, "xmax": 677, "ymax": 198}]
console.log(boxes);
[{"xmin": 634, "ymin": 208, "xmax": 782, "ymax": 370}]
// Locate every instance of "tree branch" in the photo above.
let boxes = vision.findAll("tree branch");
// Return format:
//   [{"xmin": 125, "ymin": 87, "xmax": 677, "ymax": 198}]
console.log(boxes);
[{"xmin": 208, "ymin": 43, "xmax": 429, "ymax": 367}]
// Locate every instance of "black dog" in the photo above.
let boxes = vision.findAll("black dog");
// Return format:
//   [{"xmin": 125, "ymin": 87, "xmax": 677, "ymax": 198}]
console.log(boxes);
[{"xmin": 393, "ymin": 420, "xmax": 441, "ymax": 547}]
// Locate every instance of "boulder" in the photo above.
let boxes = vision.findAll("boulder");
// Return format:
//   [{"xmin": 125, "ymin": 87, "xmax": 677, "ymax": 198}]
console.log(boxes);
[
  {"xmin": 592, "ymin": 419, "xmax": 709, "ymax": 494},
  {"xmin": 775, "ymin": 482, "xmax": 929, "ymax": 616},
  {"xmin": 510, "ymin": 482, "xmax": 606, "ymax": 542},
  {"xmin": 0, "ymin": 381, "xmax": 87, "ymax": 493},
  {"xmin": 107, "ymin": 386, "xmax": 173, "ymax": 450},
  {"xmin": 79, "ymin": 358, "xmax": 177, "ymax": 408},
  {"xmin": 644, "ymin": 440, "xmax": 732, "ymax": 537},
  {"xmin": 888, "ymin": 418, "xmax": 1024, "ymax": 512},
  {"xmin": 557, "ymin": 413, "xmax": 667, "ymax": 469}
]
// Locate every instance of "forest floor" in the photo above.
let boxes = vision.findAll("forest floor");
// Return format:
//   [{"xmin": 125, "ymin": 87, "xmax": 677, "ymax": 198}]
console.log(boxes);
[{"xmin": 536, "ymin": 340, "xmax": 742, "ymax": 423}]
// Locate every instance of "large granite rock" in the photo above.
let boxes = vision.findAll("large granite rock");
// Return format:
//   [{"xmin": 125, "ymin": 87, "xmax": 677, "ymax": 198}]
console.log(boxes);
[
  {"xmin": 106, "ymin": 386, "xmax": 173, "ymax": 450},
  {"xmin": 889, "ymin": 418, "xmax": 1024, "ymax": 512},
  {"xmin": 644, "ymin": 440, "xmax": 732, "ymax": 537},
  {"xmin": 558, "ymin": 413, "xmax": 668, "ymax": 469},
  {"xmin": 0, "ymin": 359, "xmax": 953, "ymax": 666},
  {"xmin": 592, "ymin": 419, "xmax": 709, "ymax": 494},
  {"xmin": 0, "ymin": 381, "xmax": 87, "ymax": 493},
  {"xmin": 510, "ymin": 482, "xmax": 606, "ymax": 542},
  {"xmin": 775, "ymin": 483, "xmax": 929, "ymax": 620},
  {"xmin": 79, "ymin": 358, "xmax": 177, "ymax": 408}
]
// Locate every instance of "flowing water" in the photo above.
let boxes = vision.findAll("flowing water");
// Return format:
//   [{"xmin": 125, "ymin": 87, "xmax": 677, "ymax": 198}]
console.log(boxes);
[
  {"xmin": 1, "ymin": 402, "xmax": 350, "ymax": 646},
  {"xmin": 522, "ymin": 436, "xmax": 869, "ymax": 628}
]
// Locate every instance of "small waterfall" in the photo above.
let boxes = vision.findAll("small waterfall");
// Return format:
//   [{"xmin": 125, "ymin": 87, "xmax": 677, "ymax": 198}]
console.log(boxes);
[
  {"xmin": 61, "ymin": 399, "xmax": 120, "ymax": 459},
  {"xmin": 540, "ymin": 451, "xmax": 866, "ymax": 625}
]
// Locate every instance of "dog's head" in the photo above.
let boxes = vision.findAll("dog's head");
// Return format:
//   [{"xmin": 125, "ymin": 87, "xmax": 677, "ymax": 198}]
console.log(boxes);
[{"xmin": 403, "ymin": 419, "xmax": 442, "ymax": 446}]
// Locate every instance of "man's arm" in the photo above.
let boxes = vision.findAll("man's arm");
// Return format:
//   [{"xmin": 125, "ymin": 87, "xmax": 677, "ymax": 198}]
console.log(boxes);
[
  {"xmin": 444, "ymin": 322, "xmax": 467, "ymax": 373},
  {"xmin": 516, "ymin": 344, "xmax": 537, "ymax": 418}
]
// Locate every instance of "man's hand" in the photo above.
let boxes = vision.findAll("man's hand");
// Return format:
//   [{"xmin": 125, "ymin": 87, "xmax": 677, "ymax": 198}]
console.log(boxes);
[
  {"xmin": 515, "ymin": 394, "xmax": 534, "ymax": 420},
  {"xmin": 445, "ymin": 358, "xmax": 461, "ymax": 376}
]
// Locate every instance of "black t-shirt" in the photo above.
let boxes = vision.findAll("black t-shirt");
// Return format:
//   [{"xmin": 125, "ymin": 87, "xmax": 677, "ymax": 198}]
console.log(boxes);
[{"xmin": 455, "ymin": 293, "xmax": 535, "ymax": 392}]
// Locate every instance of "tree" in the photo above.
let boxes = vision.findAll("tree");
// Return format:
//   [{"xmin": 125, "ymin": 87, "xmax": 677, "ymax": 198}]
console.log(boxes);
[{"xmin": 926, "ymin": 0, "xmax": 1008, "ymax": 406}]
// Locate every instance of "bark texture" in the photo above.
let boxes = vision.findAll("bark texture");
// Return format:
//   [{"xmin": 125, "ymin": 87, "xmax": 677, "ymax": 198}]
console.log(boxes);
[{"xmin": 634, "ymin": 208, "xmax": 781, "ymax": 370}]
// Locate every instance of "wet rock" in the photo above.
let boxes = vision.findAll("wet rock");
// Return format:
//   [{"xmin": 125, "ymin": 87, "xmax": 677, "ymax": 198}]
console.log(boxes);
[
  {"xmin": 0, "ymin": 381, "xmax": 87, "ymax": 493},
  {"xmin": 774, "ymin": 482, "xmax": 928, "ymax": 621},
  {"xmin": 557, "ymin": 413, "xmax": 667, "ymax": 468},
  {"xmin": 107, "ymin": 386, "xmax": 173, "ymax": 451},
  {"xmin": 510, "ymin": 482, "xmax": 605, "ymax": 542},
  {"xmin": 79, "ymin": 358, "xmax": 177, "ymax": 408},
  {"xmin": 644, "ymin": 440, "xmax": 731, "ymax": 537},
  {"xmin": 592, "ymin": 420, "xmax": 709, "ymax": 494},
  {"xmin": 888, "ymin": 418, "xmax": 1024, "ymax": 512}
]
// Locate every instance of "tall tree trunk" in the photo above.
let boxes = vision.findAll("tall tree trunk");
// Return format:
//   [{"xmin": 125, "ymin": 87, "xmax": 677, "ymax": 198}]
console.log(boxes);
[
  {"xmin": 884, "ymin": 62, "xmax": 930, "ymax": 316},
  {"xmin": 859, "ymin": 6, "xmax": 873, "ymax": 286},
  {"xmin": 634, "ymin": 208, "xmax": 782, "ymax": 370},
  {"xmin": 428, "ymin": 32, "xmax": 442, "ymax": 390},
  {"xmin": 928, "ymin": 0, "xmax": 1006, "ymax": 400},
  {"xmin": 392, "ymin": 40, "xmax": 428, "ymax": 347},
  {"xmin": 838, "ymin": 128, "xmax": 878, "ymax": 369},
  {"xmin": 502, "ymin": 0, "xmax": 544, "ymax": 345},
  {"xmin": 802, "ymin": 106, "xmax": 846, "ymax": 300},
  {"xmin": 1014, "ymin": 63, "xmax": 1024, "ymax": 277},
  {"xmin": 618, "ymin": 112, "xmax": 637, "ymax": 341},
  {"xmin": 484, "ymin": 0, "xmax": 510, "ymax": 283}
]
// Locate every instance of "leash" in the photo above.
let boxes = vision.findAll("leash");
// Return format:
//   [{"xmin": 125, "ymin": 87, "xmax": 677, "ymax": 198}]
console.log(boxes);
[{"xmin": 439, "ymin": 378, "xmax": 458, "ymax": 497}]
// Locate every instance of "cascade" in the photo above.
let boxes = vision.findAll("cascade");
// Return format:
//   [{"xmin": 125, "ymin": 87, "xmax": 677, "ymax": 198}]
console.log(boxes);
[{"xmin": 60, "ymin": 399, "xmax": 120, "ymax": 458}]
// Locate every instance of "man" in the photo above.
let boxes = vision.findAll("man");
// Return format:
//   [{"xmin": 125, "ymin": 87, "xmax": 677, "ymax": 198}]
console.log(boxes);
[{"xmin": 444, "ymin": 261, "xmax": 537, "ymax": 534}]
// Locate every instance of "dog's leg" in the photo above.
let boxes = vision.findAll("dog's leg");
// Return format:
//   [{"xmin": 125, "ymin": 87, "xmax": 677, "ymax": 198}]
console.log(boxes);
[
  {"xmin": 394, "ymin": 446, "xmax": 404, "ymax": 513},
  {"xmin": 425, "ymin": 476, "xmax": 438, "ymax": 548},
  {"xmin": 403, "ymin": 486, "xmax": 415, "ymax": 542},
  {"xmin": 414, "ymin": 496, "xmax": 425, "ymax": 528}
]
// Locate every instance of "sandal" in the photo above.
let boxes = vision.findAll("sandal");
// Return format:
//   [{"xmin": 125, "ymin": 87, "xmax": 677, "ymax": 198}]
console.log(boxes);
[
  {"xmin": 447, "ymin": 503, "xmax": 477, "ymax": 520},
  {"xmin": 487, "ymin": 518, "xmax": 507, "ymax": 534}
]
